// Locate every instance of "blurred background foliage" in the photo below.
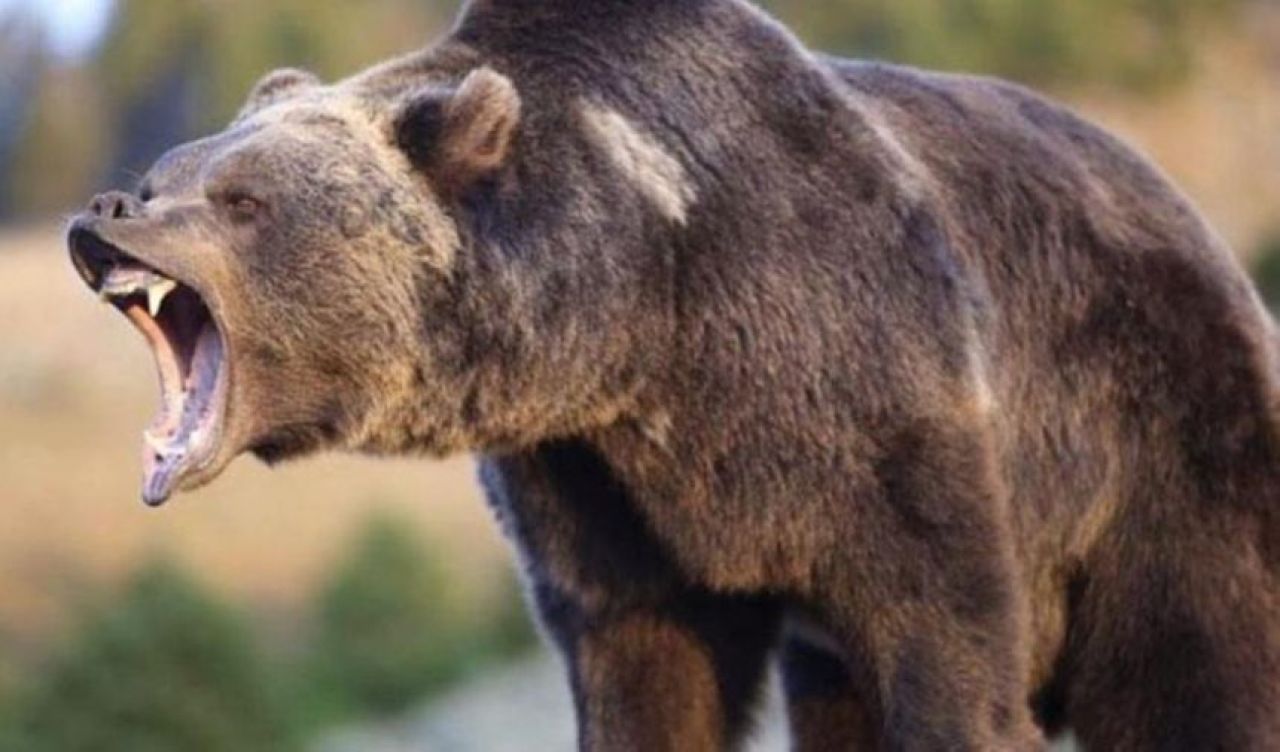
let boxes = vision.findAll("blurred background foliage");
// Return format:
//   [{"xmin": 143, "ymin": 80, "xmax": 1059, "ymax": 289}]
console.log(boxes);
[
  {"xmin": 0, "ymin": 0, "xmax": 1263, "ymax": 222},
  {"xmin": 765, "ymin": 0, "xmax": 1242, "ymax": 90},
  {"xmin": 0, "ymin": 0, "xmax": 1277, "ymax": 749},
  {"xmin": 308, "ymin": 514, "xmax": 534, "ymax": 720},
  {"xmin": 4, "ymin": 559, "xmax": 301, "ymax": 752},
  {"xmin": 0, "ymin": 517, "xmax": 536, "ymax": 750},
  {"xmin": 1252, "ymin": 231, "xmax": 1280, "ymax": 309}
]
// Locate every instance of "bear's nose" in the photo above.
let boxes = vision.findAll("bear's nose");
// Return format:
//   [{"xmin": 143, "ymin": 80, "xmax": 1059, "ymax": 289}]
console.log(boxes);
[{"xmin": 87, "ymin": 190, "xmax": 146, "ymax": 220}]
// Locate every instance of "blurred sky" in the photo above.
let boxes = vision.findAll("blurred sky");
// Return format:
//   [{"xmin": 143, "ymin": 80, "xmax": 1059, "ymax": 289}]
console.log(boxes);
[{"xmin": 1, "ymin": 0, "xmax": 113, "ymax": 58}]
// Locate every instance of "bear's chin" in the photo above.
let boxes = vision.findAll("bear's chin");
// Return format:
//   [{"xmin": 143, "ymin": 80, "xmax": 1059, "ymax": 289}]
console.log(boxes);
[{"xmin": 248, "ymin": 426, "xmax": 336, "ymax": 466}]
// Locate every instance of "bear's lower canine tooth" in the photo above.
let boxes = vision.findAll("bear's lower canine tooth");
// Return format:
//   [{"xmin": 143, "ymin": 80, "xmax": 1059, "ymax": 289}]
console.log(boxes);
[
  {"xmin": 144, "ymin": 429, "xmax": 183, "ymax": 457},
  {"xmin": 147, "ymin": 279, "xmax": 178, "ymax": 317},
  {"xmin": 143, "ymin": 430, "xmax": 166, "ymax": 455}
]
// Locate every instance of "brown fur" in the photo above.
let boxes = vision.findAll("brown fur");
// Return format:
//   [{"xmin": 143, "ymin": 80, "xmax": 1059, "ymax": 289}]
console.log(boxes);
[
  {"xmin": 68, "ymin": 0, "xmax": 1280, "ymax": 749},
  {"xmin": 577, "ymin": 615, "xmax": 726, "ymax": 749}
]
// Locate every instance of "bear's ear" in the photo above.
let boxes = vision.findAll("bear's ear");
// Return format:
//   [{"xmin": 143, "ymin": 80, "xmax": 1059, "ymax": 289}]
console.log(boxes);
[
  {"xmin": 237, "ymin": 68, "xmax": 321, "ymax": 119},
  {"xmin": 394, "ymin": 67, "xmax": 521, "ymax": 194}
]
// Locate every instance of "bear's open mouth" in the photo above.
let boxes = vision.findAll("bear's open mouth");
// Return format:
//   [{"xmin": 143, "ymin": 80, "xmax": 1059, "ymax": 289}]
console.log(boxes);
[{"xmin": 69, "ymin": 231, "xmax": 228, "ymax": 507}]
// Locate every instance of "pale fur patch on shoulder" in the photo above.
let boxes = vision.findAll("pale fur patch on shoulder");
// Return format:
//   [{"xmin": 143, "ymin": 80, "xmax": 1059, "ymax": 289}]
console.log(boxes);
[
  {"xmin": 831, "ymin": 80, "xmax": 934, "ymax": 200},
  {"xmin": 579, "ymin": 103, "xmax": 696, "ymax": 224},
  {"xmin": 967, "ymin": 340, "xmax": 997, "ymax": 418}
]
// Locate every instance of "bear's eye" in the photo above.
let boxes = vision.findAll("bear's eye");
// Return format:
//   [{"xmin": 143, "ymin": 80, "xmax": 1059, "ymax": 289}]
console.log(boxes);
[{"xmin": 219, "ymin": 190, "xmax": 264, "ymax": 222}]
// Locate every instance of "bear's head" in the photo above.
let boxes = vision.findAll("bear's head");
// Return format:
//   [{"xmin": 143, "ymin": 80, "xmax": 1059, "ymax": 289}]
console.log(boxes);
[{"xmin": 67, "ymin": 65, "xmax": 527, "ymax": 506}]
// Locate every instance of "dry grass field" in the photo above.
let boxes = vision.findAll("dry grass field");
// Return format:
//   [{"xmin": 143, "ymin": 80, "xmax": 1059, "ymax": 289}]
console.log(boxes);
[{"xmin": 0, "ymin": 224, "xmax": 511, "ymax": 639}]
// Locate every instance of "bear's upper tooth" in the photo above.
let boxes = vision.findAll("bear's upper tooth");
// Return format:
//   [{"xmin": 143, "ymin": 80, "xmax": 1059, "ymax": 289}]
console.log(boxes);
[{"xmin": 147, "ymin": 279, "xmax": 178, "ymax": 317}]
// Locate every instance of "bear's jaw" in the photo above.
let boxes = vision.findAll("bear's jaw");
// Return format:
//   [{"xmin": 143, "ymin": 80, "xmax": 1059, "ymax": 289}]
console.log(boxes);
[{"xmin": 69, "ymin": 232, "xmax": 229, "ymax": 507}]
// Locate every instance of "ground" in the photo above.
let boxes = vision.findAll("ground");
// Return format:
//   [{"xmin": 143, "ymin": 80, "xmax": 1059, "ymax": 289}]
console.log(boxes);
[{"xmin": 311, "ymin": 650, "xmax": 1083, "ymax": 751}]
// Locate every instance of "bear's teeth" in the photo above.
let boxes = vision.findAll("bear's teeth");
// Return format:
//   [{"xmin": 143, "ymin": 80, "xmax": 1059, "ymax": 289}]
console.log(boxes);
[
  {"xmin": 147, "ymin": 279, "xmax": 178, "ymax": 317},
  {"xmin": 144, "ymin": 429, "xmax": 182, "ymax": 457}
]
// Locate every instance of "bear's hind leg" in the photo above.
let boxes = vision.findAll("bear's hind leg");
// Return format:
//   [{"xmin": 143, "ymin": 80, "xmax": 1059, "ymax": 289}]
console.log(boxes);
[{"xmin": 1066, "ymin": 539, "xmax": 1280, "ymax": 751}]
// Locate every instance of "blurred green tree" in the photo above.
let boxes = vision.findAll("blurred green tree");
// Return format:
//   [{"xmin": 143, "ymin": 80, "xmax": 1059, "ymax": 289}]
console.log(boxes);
[
  {"xmin": 94, "ymin": 0, "xmax": 454, "ymax": 125},
  {"xmin": 311, "ymin": 513, "xmax": 470, "ymax": 716},
  {"xmin": 761, "ymin": 0, "xmax": 1241, "ymax": 90},
  {"xmin": 6, "ymin": 558, "xmax": 298, "ymax": 752},
  {"xmin": 482, "ymin": 572, "xmax": 540, "ymax": 662},
  {"xmin": 7, "ymin": 66, "xmax": 109, "ymax": 218},
  {"xmin": 1251, "ymin": 230, "xmax": 1280, "ymax": 311},
  {"xmin": 308, "ymin": 512, "xmax": 537, "ymax": 720},
  {"xmin": 0, "ymin": 0, "xmax": 452, "ymax": 218},
  {"xmin": 0, "ymin": 13, "xmax": 44, "ymax": 218}
]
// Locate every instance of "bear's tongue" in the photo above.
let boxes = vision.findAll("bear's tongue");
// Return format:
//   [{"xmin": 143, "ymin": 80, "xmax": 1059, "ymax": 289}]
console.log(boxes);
[{"xmin": 139, "ymin": 319, "xmax": 224, "ymax": 506}]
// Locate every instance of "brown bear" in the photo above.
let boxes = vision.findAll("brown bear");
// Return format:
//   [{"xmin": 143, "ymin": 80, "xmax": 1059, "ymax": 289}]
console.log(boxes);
[{"xmin": 67, "ymin": 0, "xmax": 1280, "ymax": 749}]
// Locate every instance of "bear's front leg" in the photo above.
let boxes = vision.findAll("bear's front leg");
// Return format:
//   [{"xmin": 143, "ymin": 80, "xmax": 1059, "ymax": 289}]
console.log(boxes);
[
  {"xmin": 538, "ymin": 589, "xmax": 780, "ymax": 751},
  {"xmin": 781, "ymin": 635, "xmax": 877, "ymax": 750},
  {"xmin": 481, "ymin": 442, "xmax": 780, "ymax": 751},
  {"xmin": 574, "ymin": 612, "xmax": 727, "ymax": 750}
]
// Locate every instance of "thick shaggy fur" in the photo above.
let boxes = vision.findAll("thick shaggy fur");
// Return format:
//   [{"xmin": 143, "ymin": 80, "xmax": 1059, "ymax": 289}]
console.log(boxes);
[{"xmin": 70, "ymin": 0, "xmax": 1280, "ymax": 749}]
